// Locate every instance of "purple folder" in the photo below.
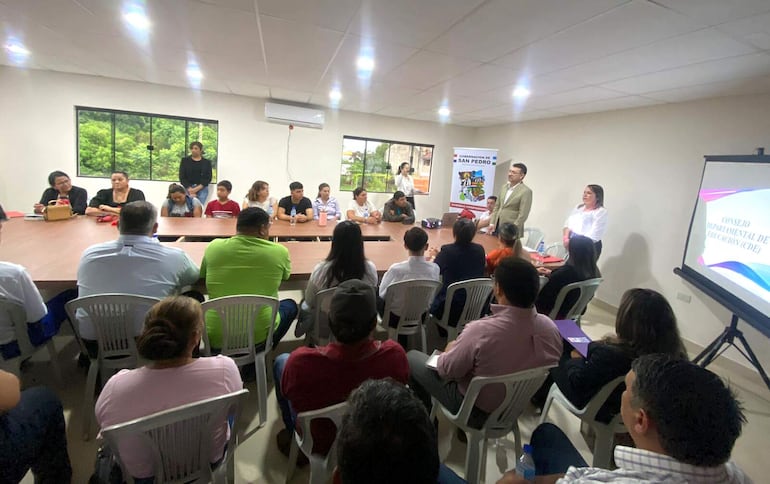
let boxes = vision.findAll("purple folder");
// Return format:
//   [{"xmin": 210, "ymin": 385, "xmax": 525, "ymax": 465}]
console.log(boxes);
[{"xmin": 554, "ymin": 319, "xmax": 592, "ymax": 358}]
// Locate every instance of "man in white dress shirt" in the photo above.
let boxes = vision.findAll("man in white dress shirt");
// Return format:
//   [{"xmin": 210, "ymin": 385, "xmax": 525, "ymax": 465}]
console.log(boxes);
[
  {"xmin": 476, "ymin": 195, "xmax": 497, "ymax": 233},
  {"xmin": 76, "ymin": 201, "xmax": 200, "ymax": 355},
  {"xmin": 498, "ymin": 354, "xmax": 750, "ymax": 484},
  {"xmin": 378, "ymin": 227, "xmax": 440, "ymax": 329}
]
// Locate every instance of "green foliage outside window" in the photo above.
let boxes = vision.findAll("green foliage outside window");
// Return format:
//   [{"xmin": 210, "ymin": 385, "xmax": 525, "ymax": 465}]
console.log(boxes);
[
  {"xmin": 340, "ymin": 136, "xmax": 433, "ymax": 193},
  {"xmin": 77, "ymin": 107, "xmax": 218, "ymax": 182}
]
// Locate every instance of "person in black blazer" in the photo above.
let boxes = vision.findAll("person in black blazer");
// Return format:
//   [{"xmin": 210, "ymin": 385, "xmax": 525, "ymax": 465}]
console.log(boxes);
[
  {"xmin": 533, "ymin": 288, "xmax": 687, "ymax": 422},
  {"xmin": 428, "ymin": 218, "xmax": 486, "ymax": 332},
  {"xmin": 535, "ymin": 235, "xmax": 600, "ymax": 318}
]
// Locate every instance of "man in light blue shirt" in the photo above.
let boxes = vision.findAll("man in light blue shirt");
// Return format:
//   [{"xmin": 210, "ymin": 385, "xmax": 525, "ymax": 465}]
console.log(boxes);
[{"xmin": 76, "ymin": 201, "xmax": 200, "ymax": 349}]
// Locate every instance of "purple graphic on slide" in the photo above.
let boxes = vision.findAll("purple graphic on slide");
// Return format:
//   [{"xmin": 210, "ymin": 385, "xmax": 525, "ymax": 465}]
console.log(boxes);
[{"xmin": 698, "ymin": 188, "xmax": 757, "ymax": 202}]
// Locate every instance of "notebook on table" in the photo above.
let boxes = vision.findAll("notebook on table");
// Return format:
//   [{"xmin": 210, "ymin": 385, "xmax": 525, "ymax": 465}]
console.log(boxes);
[{"xmin": 554, "ymin": 319, "xmax": 592, "ymax": 358}]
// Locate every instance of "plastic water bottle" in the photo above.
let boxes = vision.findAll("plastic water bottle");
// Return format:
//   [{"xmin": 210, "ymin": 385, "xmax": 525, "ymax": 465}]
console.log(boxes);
[
  {"xmin": 537, "ymin": 240, "xmax": 545, "ymax": 255},
  {"xmin": 362, "ymin": 207, "xmax": 369, "ymax": 224},
  {"xmin": 290, "ymin": 206, "xmax": 297, "ymax": 226},
  {"xmin": 515, "ymin": 444, "xmax": 535, "ymax": 482},
  {"xmin": 267, "ymin": 204, "xmax": 274, "ymax": 224}
]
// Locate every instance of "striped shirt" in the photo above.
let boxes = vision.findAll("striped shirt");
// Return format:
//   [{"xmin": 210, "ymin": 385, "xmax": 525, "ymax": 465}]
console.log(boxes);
[{"xmin": 559, "ymin": 446, "xmax": 751, "ymax": 483}]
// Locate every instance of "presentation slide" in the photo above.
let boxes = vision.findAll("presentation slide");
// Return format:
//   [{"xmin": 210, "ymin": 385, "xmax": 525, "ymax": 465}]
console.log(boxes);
[{"xmin": 683, "ymin": 161, "xmax": 770, "ymax": 319}]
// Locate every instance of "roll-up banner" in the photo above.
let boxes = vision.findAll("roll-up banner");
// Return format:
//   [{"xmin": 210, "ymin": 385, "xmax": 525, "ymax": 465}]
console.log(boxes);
[{"xmin": 449, "ymin": 147, "xmax": 498, "ymax": 215}]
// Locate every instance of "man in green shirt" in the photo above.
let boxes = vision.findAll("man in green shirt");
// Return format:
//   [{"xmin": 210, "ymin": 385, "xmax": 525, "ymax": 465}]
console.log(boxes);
[{"xmin": 201, "ymin": 207, "xmax": 298, "ymax": 349}]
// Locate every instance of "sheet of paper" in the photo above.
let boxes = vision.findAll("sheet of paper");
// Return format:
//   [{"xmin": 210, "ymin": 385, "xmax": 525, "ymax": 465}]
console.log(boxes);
[{"xmin": 426, "ymin": 350, "xmax": 442, "ymax": 370}]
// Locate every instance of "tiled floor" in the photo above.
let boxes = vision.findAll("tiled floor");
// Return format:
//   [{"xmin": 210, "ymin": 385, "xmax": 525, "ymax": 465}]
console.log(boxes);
[{"xmin": 18, "ymin": 300, "xmax": 770, "ymax": 483}]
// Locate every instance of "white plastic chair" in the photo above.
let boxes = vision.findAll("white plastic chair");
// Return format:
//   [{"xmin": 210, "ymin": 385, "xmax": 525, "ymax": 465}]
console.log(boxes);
[
  {"xmin": 308, "ymin": 287, "xmax": 336, "ymax": 346},
  {"xmin": 431, "ymin": 365, "xmax": 554, "ymax": 484},
  {"xmin": 548, "ymin": 278, "xmax": 603, "ymax": 324},
  {"xmin": 201, "ymin": 295, "xmax": 278, "ymax": 429},
  {"xmin": 539, "ymin": 376, "xmax": 627, "ymax": 468},
  {"xmin": 285, "ymin": 401, "xmax": 348, "ymax": 484},
  {"xmin": 0, "ymin": 297, "xmax": 62, "ymax": 385},
  {"xmin": 522, "ymin": 228, "xmax": 545, "ymax": 250},
  {"xmin": 101, "ymin": 388, "xmax": 249, "ymax": 484},
  {"xmin": 430, "ymin": 278, "xmax": 494, "ymax": 341},
  {"xmin": 544, "ymin": 242, "xmax": 567, "ymax": 259},
  {"xmin": 65, "ymin": 293, "xmax": 160, "ymax": 440},
  {"xmin": 380, "ymin": 279, "xmax": 441, "ymax": 351}
]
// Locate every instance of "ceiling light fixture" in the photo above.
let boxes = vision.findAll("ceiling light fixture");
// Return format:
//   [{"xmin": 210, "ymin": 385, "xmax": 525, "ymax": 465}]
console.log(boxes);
[
  {"xmin": 512, "ymin": 86, "xmax": 531, "ymax": 99},
  {"xmin": 329, "ymin": 88, "xmax": 342, "ymax": 102},
  {"xmin": 438, "ymin": 106, "xmax": 451, "ymax": 117},
  {"xmin": 186, "ymin": 65, "xmax": 203, "ymax": 80},
  {"xmin": 356, "ymin": 56, "xmax": 375, "ymax": 72},
  {"xmin": 123, "ymin": 4, "xmax": 151, "ymax": 31},
  {"xmin": 4, "ymin": 42, "xmax": 29, "ymax": 56}
]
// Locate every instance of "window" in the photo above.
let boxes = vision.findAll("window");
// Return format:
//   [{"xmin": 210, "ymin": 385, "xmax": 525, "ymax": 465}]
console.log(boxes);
[
  {"xmin": 76, "ymin": 107, "xmax": 219, "ymax": 182},
  {"xmin": 340, "ymin": 136, "xmax": 434, "ymax": 193}
]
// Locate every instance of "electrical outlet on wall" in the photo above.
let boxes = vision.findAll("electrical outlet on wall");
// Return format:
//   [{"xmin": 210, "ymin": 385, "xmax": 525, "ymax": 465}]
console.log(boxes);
[{"xmin": 677, "ymin": 292, "xmax": 692, "ymax": 303}]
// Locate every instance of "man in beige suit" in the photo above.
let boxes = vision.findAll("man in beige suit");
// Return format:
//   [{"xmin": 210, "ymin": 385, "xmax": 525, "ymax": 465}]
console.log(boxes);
[{"xmin": 489, "ymin": 163, "xmax": 532, "ymax": 236}]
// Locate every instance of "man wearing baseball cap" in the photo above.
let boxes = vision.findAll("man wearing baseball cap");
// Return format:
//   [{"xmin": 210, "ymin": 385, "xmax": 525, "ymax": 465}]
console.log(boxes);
[{"xmin": 273, "ymin": 279, "xmax": 409, "ymax": 461}]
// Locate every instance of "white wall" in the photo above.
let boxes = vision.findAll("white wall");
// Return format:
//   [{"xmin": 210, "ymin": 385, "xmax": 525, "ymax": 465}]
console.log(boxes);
[
  {"xmin": 475, "ymin": 94, "xmax": 770, "ymax": 373},
  {"xmin": 0, "ymin": 66, "xmax": 475, "ymax": 217}
]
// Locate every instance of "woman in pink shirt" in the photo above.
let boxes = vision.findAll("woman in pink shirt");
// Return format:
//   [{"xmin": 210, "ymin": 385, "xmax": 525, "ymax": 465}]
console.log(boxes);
[{"xmin": 95, "ymin": 296, "xmax": 242, "ymax": 482}]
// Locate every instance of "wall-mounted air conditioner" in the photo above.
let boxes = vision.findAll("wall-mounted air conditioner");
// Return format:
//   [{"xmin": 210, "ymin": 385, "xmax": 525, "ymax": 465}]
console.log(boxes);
[{"xmin": 264, "ymin": 102, "xmax": 325, "ymax": 129}]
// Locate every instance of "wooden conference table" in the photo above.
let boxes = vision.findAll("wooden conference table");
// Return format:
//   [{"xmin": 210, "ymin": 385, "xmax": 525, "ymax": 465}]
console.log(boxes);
[{"xmin": 2, "ymin": 216, "xmax": 536, "ymax": 292}]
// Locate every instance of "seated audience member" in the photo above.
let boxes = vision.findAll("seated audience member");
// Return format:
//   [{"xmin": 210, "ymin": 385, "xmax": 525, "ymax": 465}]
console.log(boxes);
[
  {"xmin": 205, "ymin": 180, "xmax": 241, "ymax": 218},
  {"xmin": 383, "ymin": 190, "xmax": 416, "ymax": 224},
  {"xmin": 85, "ymin": 170, "xmax": 145, "ymax": 216},
  {"xmin": 160, "ymin": 183, "xmax": 203, "ymax": 218},
  {"xmin": 408, "ymin": 258, "xmax": 562, "ymax": 425},
  {"xmin": 34, "ymin": 170, "xmax": 88, "ymax": 215},
  {"xmin": 201, "ymin": 207, "xmax": 298, "ymax": 349},
  {"xmin": 535, "ymin": 234, "xmax": 600, "ymax": 318},
  {"xmin": 476, "ymin": 196, "xmax": 497, "ymax": 233},
  {"xmin": 242, "ymin": 180, "xmax": 277, "ymax": 216},
  {"xmin": 274, "ymin": 279, "xmax": 409, "ymax": 459},
  {"xmin": 277, "ymin": 181, "xmax": 314, "ymax": 223},
  {"xmin": 178, "ymin": 141, "xmax": 213, "ymax": 205},
  {"xmin": 532, "ymin": 288, "xmax": 686, "ymax": 422},
  {"xmin": 378, "ymin": 227, "xmax": 439, "ymax": 330},
  {"xmin": 429, "ymin": 218, "xmax": 486, "ymax": 332},
  {"xmin": 500, "ymin": 355, "xmax": 749, "ymax": 484},
  {"xmin": 0, "ymin": 205, "xmax": 63, "ymax": 360},
  {"xmin": 346, "ymin": 187, "xmax": 382, "ymax": 224},
  {"xmin": 485, "ymin": 222, "xmax": 528, "ymax": 275},
  {"xmin": 335, "ymin": 379, "xmax": 443, "ymax": 484},
  {"xmin": 95, "ymin": 296, "xmax": 242, "ymax": 483},
  {"xmin": 76, "ymin": 201, "xmax": 200, "ymax": 356},
  {"xmin": 296, "ymin": 221, "xmax": 377, "ymax": 340},
  {"xmin": 313, "ymin": 182, "xmax": 340, "ymax": 220},
  {"xmin": 0, "ymin": 370, "xmax": 72, "ymax": 483}
]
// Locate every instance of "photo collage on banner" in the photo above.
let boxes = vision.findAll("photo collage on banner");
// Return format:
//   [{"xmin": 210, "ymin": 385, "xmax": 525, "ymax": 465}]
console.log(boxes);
[{"xmin": 449, "ymin": 147, "xmax": 498, "ymax": 217}]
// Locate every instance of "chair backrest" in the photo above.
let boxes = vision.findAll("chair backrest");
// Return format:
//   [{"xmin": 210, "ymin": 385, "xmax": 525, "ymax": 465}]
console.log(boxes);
[
  {"xmin": 581, "ymin": 376, "xmax": 626, "ymax": 423},
  {"xmin": 101, "ymin": 389, "xmax": 249, "ymax": 484},
  {"xmin": 457, "ymin": 366, "xmax": 553, "ymax": 437},
  {"xmin": 312, "ymin": 287, "xmax": 337, "ymax": 345},
  {"xmin": 0, "ymin": 298, "xmax": 31, "ymax": 368},
  {"xmin": 201, "ymin": 295, "xmax": 279, "ymax": 362},
  {"xmin": 65, "ymin": 294, "xmax": 159, "ymax": 368},
  {"xmin": 441, "ymin": 212, "xmax": 459, "ymax": 228},
  {"xmin": 295, "ymin": 401, "xmax": 348, "ymax": 481},
  {"xmin": 383, "ymin": 279, "xmax": 442, "ymax": 336},
  {"xmin": 523, "ymin": 228, "xmax": 545, "ymax": 250},
  {"xmin": 544, "ymin": 242, "xmax": 567, "ymax": 259},
  {"xmin": 548, "ymin": 278, "xmax": 603, "ymax": 321},
  {"xmin": 437, "ymin": 278, "xmax": 494, "ymax": 338}
]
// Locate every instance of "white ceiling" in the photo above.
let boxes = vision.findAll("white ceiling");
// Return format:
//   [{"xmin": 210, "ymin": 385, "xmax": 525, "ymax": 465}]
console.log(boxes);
[{"xmin": 2, "ymin": 0, "xmax": 770, "ymax": 127}]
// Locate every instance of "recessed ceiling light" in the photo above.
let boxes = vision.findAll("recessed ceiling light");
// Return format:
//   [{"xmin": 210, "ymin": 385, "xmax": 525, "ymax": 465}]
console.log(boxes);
[
  {"xmin": 4, "ymin": 42, "xmax": 30, "ymax": 56},
  {"xmin": 512, "ymin": 86, "xmax": 531, "ymax": 99},
  {"xmin": 329, "ymin": 88, "xmax": 342, "ymax": 102},
  {"xmin": 123, "ymin": 4, "xmax": 150, "ymax": 30},
  {"xmin": 186, "ymin": 65, "xmax": 203, "ymax": 80},
  {"xmin": 438, "ymin": 106, "xmax": 451, "ymax": 117},
  {"xmin": 356, "ymin": 56, "xmax": 375, "ymax": 72}
]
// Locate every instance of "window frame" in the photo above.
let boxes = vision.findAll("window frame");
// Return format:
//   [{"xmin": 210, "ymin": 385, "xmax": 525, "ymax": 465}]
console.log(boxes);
[
  {"xmin": 75, "ymin": 106, "xmax": 219, "ymax": 182},
  {"xmin": 340, "ymin": 135, "xmax": 434, "ymax": 194}
]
